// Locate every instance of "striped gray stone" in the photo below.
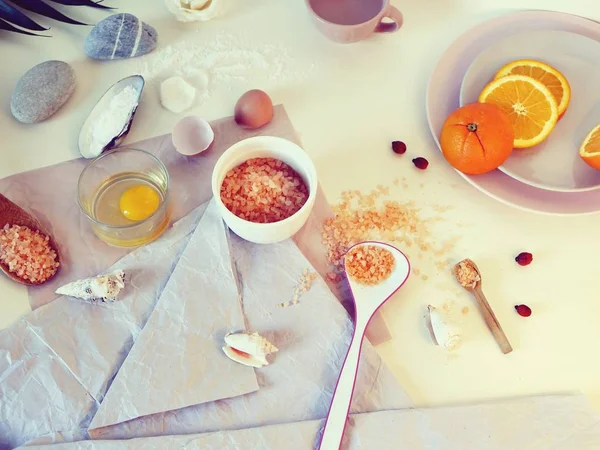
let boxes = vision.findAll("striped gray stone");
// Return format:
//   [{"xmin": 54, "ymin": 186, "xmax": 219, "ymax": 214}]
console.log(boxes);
[
  {"xmin": 85, "ymin": 13, "xmax": 158, "ymax": 61},
  {"xmin": 11, "ymin": 60, "xmax": 76, "ymax": 124}
]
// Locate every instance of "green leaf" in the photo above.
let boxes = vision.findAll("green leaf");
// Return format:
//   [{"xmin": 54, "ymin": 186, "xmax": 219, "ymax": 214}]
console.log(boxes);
[
  {"xmin": 0, "ymin": 0, "xmax": 48, "ymax": 31},
  {"xmin": 0, "ymin": 16, "xmax": 47, "ymax": 35},
  {"xmin": 48, "ymin": 0, "xmax": 113, "ymax": 9},
  {"xmin": 10, "ymin": 0, "xmax": 88, "ymax": 26}
]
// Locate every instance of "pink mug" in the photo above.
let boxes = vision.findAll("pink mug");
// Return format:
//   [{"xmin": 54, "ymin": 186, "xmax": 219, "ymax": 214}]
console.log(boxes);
[{"xmin": 306, "ymin": 0, "xmax": 403, "ymax": 44}]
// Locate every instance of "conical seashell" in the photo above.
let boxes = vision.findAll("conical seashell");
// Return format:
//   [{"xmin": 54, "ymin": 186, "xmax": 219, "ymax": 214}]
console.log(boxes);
[
  {"xmin": 426, "ymin": 305, "xmax": 461, "ymax": 351},
  {"xmin": 56, "ymin": 270, "xmax": 126, "ymax": 303},
  {"xmin": 165, "ymin": 0, "xmax": 221, "ymax": 22},
  {"xmin": 222, "ymin": 332, "xmax": 278, "ymax": 368}
]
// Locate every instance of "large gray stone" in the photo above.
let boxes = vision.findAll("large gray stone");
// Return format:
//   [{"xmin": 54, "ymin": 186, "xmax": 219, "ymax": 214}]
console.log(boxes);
[
  {"xmin": 85, "ymin": 13, "xmax": 158, "ymax": 61},
  {"xmin": 10, "ymin": 60, "xmax": 76, "ymax": 124}
]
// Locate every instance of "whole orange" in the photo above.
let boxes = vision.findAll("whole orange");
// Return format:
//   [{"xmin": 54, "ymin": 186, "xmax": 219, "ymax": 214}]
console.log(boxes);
[{"xmin": 439, "ymin": 103, "xmax": 515, "ymax": 175}]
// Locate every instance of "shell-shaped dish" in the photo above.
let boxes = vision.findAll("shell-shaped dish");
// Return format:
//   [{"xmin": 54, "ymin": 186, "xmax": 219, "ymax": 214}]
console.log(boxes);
[
  {"xmin": 426, "ymin": 305, "xmax": 462, "ymax": 351},
  {"xmin": 56, "ymin": 270, "xmax": 126, "ymax": 302},
  {"xmin": 165, "ymin": 0, "xmax": 221, "ymax": 22},
  {"xmin": 222, "ymin": 332, "xmax": 278, "ymax": 368},
  {"xmin": 78, "ymin": 75, "xmax": 145, "ymax": 159}
]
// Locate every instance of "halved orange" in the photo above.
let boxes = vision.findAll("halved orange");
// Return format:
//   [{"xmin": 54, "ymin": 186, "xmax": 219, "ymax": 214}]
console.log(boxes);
[
  {"xmin": 579, "ymin": 124, "xmax": 600, "ymax": 170},
  {"xmin": 478, "ymin": 75, "xmax": 558, "ymax": 149},
  {"xmin": 494, "ymin": 59, "xmax": 571, "ymax": 118}
]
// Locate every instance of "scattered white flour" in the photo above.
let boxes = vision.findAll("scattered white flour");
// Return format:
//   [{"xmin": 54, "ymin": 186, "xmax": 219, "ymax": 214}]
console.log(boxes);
[
  {"xmin": 135, "ymin": 32, "xmax": 317, "ymax": 106},
  {"xmin": 80, "ymin": 85, "xmax": 139, "ymax": 158}
]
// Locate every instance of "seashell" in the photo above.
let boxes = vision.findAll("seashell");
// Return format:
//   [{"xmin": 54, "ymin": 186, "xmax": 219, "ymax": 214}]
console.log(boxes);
[
  {"xmin": 78, "ymin": 75, "xmax": 145, "ymax": 159},
  {"xmin": 222, "ymin": 332, "xmax": 278, "ymax": 368},
  {"xmin": 165, "ymin": 0, "xmax": 222, "ymax": 22},
  {"xmin": 56, "ymin": 270, "xmax": 126, "ymax": 302},
  {"xmin": 426, "ymin": 305, "xmax": 462, "ymax": 351}
]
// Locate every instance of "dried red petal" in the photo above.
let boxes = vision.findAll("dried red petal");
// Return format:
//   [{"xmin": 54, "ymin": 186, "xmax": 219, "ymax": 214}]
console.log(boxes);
[
  {"xmin": 392, "ymin": 141, "xmax": 407, "ymax": 154},
  {"xmin": 515, "ymin": 252, "xmax": 533, "ymax": 266},
  {"xmin": 515, "ymin": 304, "xmax": 532, "ymax": 317},
  {"xmin": 412, "ymin": 157, "xmax": 429, "ymax": 170}
]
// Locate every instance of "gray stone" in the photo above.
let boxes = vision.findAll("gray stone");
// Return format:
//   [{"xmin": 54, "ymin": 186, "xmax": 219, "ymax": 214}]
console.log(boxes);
[
  {"xmin": 85, "ymin": 13, "xmax": 158, "ymax": 61},
  {"xmin": 10, "ymin": 60, "xmax": 76, "ymax": 124}
]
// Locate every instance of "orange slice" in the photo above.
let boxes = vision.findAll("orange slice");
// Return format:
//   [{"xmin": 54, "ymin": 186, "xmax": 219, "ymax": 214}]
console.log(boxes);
[
  {"xmin": 478, "ymin": 75, "xmax": 558, "ymax": 149},
  {"xmin": 494, "ymin": 59, "xmax": 571, "ymax": 117},
  {"xmin": 579, "ymin": 124, "xmax": 600, "ymax": 170}
]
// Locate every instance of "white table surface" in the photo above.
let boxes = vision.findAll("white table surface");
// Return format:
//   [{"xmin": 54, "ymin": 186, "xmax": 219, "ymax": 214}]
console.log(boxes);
[{"xmin": 2, "ymin": 0, "xmax": 600, "ymax": 414}]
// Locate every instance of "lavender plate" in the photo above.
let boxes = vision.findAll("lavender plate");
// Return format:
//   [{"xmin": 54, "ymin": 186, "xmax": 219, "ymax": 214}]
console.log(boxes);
[
  {"xmin": 426, "ymin": 10, "xmax": 600, "ymax": 215},
  {"xmin": 460, "ymin": 29, "xmax": 600, "ymax": 193}
]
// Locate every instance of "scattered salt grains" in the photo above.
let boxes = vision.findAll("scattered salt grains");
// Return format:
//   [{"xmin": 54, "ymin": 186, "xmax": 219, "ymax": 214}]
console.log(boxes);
[
  {"xmin": 278, "ymin": 269, "xmax": 318, "ymax": 308},
  {"xmin": 345, "ymin": 245, "xmax": 395, "ymax": 285},
  {"xmin": 221, "ymin": 158, "xmax": 309, "ymax": 223},
  {"xmin": 0, "ymin": 224, "xmax": 59, "ymax": 284},
  {"xmin": 456, "ymin": 260, "xmax": 480, "ymax": 288},
  {"xmin": 321, "ymin": 186, "xmax": 458, "ymax": 284}
]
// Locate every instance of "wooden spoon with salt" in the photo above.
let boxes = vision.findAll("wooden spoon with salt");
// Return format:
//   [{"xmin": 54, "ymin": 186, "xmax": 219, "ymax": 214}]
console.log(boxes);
[
  {"xmin": 454, "ymin": 258, "xmax": 513, "ymax": 354},
  {"xmin": 0, "ymin": 194, "xmax": 61, "ymax": 286}
]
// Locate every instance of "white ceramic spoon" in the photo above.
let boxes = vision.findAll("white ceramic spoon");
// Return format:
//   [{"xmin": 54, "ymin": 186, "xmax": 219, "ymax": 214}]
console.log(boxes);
[{"xmin": 318, "ymin": 241, "xmax": 410, "ymax": 450}]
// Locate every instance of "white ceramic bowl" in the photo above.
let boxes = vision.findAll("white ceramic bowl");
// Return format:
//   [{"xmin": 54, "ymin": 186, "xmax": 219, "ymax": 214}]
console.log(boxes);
[{"xmin": 211, "ymin": 136, "xmax": 318, "ymax": 244}]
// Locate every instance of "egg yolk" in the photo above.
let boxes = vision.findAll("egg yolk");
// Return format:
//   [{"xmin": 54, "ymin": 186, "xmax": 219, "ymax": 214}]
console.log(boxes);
[{"xmin": 119, "ymin": 185, "xmax": 160, "ymax": 222}]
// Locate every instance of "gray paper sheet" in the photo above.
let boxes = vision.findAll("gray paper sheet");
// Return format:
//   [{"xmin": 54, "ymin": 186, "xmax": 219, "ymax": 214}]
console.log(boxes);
[
  {"xmin": 88, "ymin": 201, "xmax": 410, "ymax": 438},
  {"xmin": 0, "ymin": 201, "xmax": 408, "ymax": 449},
  {"xmin": 89, "ymin": 201, "xmax": 258, "ymax": 429},
  {"xmin": 20, "ymin": 396, "xmax": 600, "ymax": 450},
  {"xmin": 0, "ymin": 205, "xmax": 207, "ymax": 450}
]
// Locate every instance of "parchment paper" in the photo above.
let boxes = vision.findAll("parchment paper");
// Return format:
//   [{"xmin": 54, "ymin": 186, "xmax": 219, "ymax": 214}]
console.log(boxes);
[
  {"xmin": 0, "ymin": 105, "xmax": 391, "ymax": 345},
  {"xmin": 0, "ymin": 201, "xmax": 409, "ymax": 449},
  {"xmin": 89, "ymin": 201, "xmax": 258, "ymax": 429},
  {"xmin": 21, "ymin": 396, "xmax": 600, "ymax": 449},
  {"xmin": 0, "ymin": 205, "xmax": 207, "ymax": 450}
]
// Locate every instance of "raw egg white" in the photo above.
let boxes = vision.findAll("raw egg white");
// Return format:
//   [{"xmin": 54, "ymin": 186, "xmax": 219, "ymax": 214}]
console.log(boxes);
[
  {"xmin": 119, "ymin": 185, "xmax": 161, "ymax": 221},
  {"xmin": 172, "ymin": 116, "xmax": 215, "ymax": 156},
  {"xmin": 234, "ymin": 89, "xmax": 274, "ymax": 129}
]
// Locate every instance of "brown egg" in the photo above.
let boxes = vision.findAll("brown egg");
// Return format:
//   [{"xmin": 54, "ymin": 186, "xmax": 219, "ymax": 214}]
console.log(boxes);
[{"xmin": 234, "ymin": 89, "xmax": 274, "ymax": 129}]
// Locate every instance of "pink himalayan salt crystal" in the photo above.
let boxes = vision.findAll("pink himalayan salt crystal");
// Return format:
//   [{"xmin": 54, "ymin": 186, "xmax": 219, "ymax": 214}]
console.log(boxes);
[
  {"xmin": 0, "ymin": 224, "xmax": 59, "ymax": 284},
  {"xmin": 220, "ymin": 157, "xmax": 309, "ymax": 223}
]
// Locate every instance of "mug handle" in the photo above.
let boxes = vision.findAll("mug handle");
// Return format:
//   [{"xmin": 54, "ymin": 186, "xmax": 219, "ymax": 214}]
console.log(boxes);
[{"xmin": 375, "ymin": 5, "xmax": 404, "ymax": 33}]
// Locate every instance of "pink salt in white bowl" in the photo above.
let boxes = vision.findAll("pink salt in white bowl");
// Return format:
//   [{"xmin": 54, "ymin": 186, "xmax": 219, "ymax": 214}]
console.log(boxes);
[{"xmin": 211, "ymin": 136, "xmax": 318, "ymax": 244}]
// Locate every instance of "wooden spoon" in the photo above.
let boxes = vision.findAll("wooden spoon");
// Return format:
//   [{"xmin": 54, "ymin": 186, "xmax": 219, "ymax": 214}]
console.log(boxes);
[
  {"xmin": 0, "ymin": 194, "xmax": 61, "ymax": 286},
  {"xmin": 454, "ymin": 258, "xmax": 512, "ymax": 354}
]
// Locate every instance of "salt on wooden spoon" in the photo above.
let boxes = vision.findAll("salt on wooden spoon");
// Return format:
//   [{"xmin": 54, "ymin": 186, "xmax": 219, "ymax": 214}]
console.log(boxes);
[
  {"xmin": 454, "ymin": 258, "xmax": 512, "ymax": 354},
  {"xmin": 0, "ymin": 194, "xmax": 61, "ymax": 286}
]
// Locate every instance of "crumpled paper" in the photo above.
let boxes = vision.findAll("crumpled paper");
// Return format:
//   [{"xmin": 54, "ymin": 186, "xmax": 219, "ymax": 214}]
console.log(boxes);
[
  {"xmin": 0, "ymin": 105, "xmax": 391, "ymax": 346},
  {"xmin": 0, "ymin": 200, "xmax": 409, "ymax": 449},
  {"xmin": 0, "ymin": 204, "xmax": 207, "ymax": 450},
  {"xmin": 89, "ymin": 201, "xmax": 258, "ymax": 429},
  {"xmin": 20, "ymin": 396, "xmax": 600, "ymax": 449}
]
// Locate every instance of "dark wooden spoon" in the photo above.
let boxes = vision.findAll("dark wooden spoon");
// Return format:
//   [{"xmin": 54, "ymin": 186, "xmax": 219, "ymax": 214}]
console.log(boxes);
[{"xmin": 0, "ymin": 194, "xmax": 61, "ymax": 286}]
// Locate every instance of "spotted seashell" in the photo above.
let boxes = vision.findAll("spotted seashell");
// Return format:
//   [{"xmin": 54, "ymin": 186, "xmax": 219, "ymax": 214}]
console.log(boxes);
[
  {"xmin": 85, "ymin": 14, "xmax": 158, "ymax": 61},
  {"xmin": 55, "ymin": 270, "xmax": 126, "ymax": 303}
]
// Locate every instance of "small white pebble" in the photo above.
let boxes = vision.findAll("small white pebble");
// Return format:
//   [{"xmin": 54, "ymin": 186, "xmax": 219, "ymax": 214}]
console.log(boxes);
[{"xmin": 160, "ymin": 76, "xmax": 196, "ymax": 113}]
